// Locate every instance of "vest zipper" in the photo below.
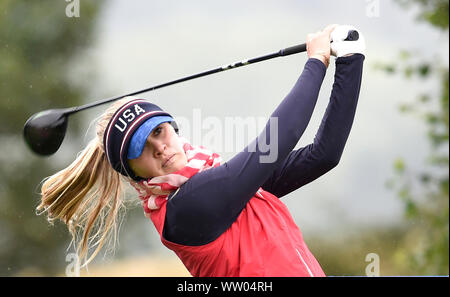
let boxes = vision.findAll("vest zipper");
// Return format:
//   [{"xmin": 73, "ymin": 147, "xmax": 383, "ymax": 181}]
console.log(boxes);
[
  {"xmin": 296, "ymin": 248, "xmax": 314, "ymax": 277},
  {"xmin": 256, "ymin": 189, "xmax": 264, "ymax": 198}
]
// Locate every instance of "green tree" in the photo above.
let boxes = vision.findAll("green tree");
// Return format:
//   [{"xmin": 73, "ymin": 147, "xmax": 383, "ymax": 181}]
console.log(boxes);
[
  {"xmin": 383, "ymin": 0, "xmax": 449, "ymax": 275},
  {"xmin": 0, "ymin": 0, "xmax": 103, "ymax": 275}
]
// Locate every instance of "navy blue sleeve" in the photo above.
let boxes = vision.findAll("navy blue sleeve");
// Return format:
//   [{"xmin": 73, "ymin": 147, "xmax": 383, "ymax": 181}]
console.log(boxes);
[
  {"xmin": 261, "ymin": 54, "xmax": 365, "ymax": 198},
  {"xmin": 163, "ymin": 58, "xmax": 329, "ymax": 246}
]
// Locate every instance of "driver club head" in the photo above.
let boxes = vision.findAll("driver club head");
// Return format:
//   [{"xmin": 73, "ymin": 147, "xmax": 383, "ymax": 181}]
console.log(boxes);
[{"xmin": 23, "ymin": 109, "xmax": 70, "ymax": 156}]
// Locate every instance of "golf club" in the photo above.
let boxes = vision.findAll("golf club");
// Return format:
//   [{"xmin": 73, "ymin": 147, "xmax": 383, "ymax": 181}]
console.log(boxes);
[{"xmin": 23, "ymin": 29, "xmax": 359, "ymax": 156}]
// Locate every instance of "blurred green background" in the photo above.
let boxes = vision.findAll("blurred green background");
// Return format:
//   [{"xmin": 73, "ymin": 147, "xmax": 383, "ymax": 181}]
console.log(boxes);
[{"xmin": 0, "ymin": 0, "xmax": 448, "ymax": 276}]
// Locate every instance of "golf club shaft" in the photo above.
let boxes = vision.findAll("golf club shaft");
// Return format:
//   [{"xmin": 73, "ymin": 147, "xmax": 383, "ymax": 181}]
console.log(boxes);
[{"xmin": 68, "ymin": 43, "xmax": 307, "ymax": 114}]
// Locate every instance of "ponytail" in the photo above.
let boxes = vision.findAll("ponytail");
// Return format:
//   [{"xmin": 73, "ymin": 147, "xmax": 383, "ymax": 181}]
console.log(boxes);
[{"xmin": 37, "ymin": 98, "xmax": 136, "ymax": 267}]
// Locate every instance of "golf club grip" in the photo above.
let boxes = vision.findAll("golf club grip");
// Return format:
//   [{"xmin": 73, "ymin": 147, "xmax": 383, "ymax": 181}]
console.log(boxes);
[{"xmin": 279, "ymin": 43, "xmax": 307, "ymax": 57}]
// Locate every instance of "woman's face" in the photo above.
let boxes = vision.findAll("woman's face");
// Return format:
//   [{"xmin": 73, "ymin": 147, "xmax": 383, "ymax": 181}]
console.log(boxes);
[{"xmin": 128, "ymin": 122, "xmax": 188, "ymax": 179}]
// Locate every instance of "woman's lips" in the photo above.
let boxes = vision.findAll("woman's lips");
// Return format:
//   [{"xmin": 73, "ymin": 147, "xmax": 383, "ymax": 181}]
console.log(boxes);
[{"xmin": 162, "ymin": 154, "xmax": 176, "ymax": 168}]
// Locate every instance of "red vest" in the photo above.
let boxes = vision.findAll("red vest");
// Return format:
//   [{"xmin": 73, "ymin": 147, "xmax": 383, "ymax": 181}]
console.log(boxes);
[{"xmin": 150, "ymin": 188, "xmax": 326, "ymax": 277}]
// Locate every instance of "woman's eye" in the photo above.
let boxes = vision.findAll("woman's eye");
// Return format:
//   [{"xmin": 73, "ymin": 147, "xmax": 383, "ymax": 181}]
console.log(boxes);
[{"xmin": 153, "ymin": 127, "xmax": 162, "ymax": 136}]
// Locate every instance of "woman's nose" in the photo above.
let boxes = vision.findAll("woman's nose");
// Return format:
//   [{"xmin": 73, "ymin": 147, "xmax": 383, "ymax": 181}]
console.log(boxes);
[{"xmin": 153, "ymin": 141, "xmax": 167, "ymax": 157}]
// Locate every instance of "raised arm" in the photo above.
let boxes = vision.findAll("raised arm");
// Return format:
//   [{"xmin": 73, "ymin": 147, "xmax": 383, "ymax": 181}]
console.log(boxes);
[
  {"xmin": 164, "ymin": 25, "xmax": 338, "ymax": 245},
  {"xmin": 164, "ymin": 58, "xmax": 326, "ymax": 244},
  {"xmin": 261, "ymin": 53, "xmax": 365, "ymax": 198}
]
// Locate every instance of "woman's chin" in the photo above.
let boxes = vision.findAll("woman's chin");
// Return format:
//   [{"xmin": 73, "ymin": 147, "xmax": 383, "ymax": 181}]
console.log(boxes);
[{"xmin": 164, "ymin": 154, "xmax": 187, "ymax": 174}]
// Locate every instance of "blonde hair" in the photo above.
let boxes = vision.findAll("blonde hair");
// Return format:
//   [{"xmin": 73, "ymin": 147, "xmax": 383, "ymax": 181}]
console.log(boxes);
[{"xmin": 37, "ymin": 97, "xmax": 137, "ymax": 267}]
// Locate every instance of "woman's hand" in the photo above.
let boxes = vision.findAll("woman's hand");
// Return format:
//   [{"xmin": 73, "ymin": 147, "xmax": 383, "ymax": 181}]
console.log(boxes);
[
  {"xmin": 306, "ymin": 24, "xmax": 339, "ymax": 68},
  {"xmin": 331, "ymin": 25, "xmax": 366, "ymax": 58}
]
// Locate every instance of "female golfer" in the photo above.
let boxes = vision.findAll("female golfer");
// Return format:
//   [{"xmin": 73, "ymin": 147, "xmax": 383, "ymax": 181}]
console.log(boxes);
[{"xmin": 38, "ymin": 24, "xmax": 365, "ymax": 276}]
